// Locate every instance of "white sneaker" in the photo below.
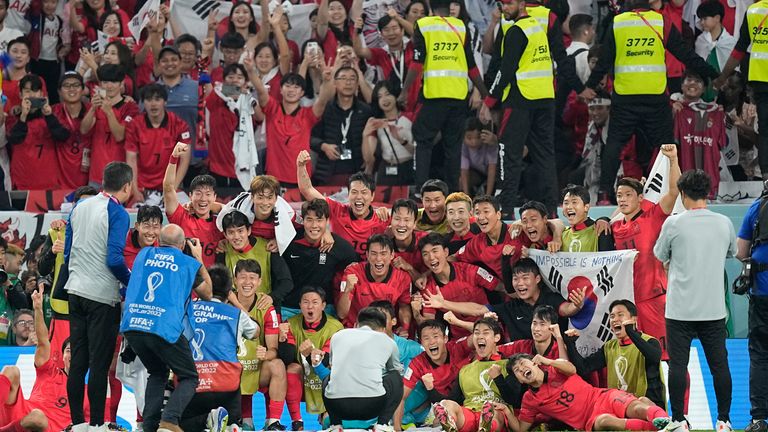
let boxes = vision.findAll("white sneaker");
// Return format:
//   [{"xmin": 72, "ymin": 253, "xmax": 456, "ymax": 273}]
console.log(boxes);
[
  {"xmin": 373, "ymin": 424, "xmax": 394, "ymax": 432},
  {"xmin": 70, "ymin": 423, "xmax": 90, "ymax": 432},
  {"xmin": 664, "ymin": 420, "xmax": 690, "ymax": 432},
  {"xmin": 88, "ymin": 425, "xmax": 109, "ymax": 432},
  {"xmin": 717, "ymin": 420, "xmax": 734, "ymax": 432}
]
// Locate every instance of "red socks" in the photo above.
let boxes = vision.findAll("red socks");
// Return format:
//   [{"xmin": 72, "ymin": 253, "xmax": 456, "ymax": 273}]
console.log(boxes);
[
  {"xmin": 267, "ymin": 398, "xmax": 285, "ymax": 420},
  {"xmin": 286, "ymin": 372, "xmax": 303, "ymax": 421},
  {"xmin": 626, "ymin": 419, "xmax": 656, "ymax": 430},
  {"xmin": 108, "ymin": 372, "xmax": 122, "ymax": 421},
  {"xmin": 646, "ymin": 405, "xmax": 668, "ymax": 421},
  {"xmin": 242, "ymin": 394, "xmax": 253, "ymax": 418}
]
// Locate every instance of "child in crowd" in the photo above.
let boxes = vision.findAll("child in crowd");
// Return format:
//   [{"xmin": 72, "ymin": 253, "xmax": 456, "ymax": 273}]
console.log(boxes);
[{"xmin": 460, "ymin": 118, "xmax": 498, "ymax": 197}]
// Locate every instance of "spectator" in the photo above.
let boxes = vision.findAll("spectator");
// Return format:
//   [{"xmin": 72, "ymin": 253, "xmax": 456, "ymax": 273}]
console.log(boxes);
[
  {"xmin": 316, "ymin": 0, "xmax": 354, "ymax": 64},
  {"xmin": 297, "ymin": 39, "xmax": 327, "ymax": 104},
  {"xmin": 566, "ymin": 14, "xmax": 595, "ymax": 85},
  {"xmin": 210, "ymin": 32, "xmax": 246, "ymax": 84},
  {"xmin": 695, "ymin": 0, "xmax": 736, "ymax": 101},
  {"xmin": 253, "ymin": 7, "xmax": 293, "ymax": 102},
  {"xmin": 64, "ymin": 161, "xmax": 133, "ymax": 431},
  {"xmin": 6, "ymin": 74, "xmax": 70, "ymax": 190},
  {"xmin": 125, "ymin": 83, "xmax": 192, "ymax": 204},
  {"xmin": 402, "ymin": 0, "xmax": 427, "ymax": 35},
  {"xmin": 0, "ymin": 0, "xmax": 23, "ymax": 51},
  {"xmin": 3, "ymin": 37, "xmax": 35, "ymax": 113},
  {"xmin": 227, "ymin": 1, "xmax": 260, "ymax": 52},
  {"xmin": 175, "ymin": 34, "xmax": 205, "ymax": 79},
  {"xmin": 351, "ymin": 0, "xmax": 398, "ymax": 49},
  {"xmin": 11, "ymin": 308, "xmax": 34, "ymax": 346},
  {"xmin": 78, "ymin": 40, "xmax": 136, "ymax": 98},
  {"xmin": 362, "ymin": 80, "xmax": 414, "ymax": 185},
  {"xmin": 351, "ymin": 15, "xmax": 413, "ymax": 88},
  {"xmin": 156, "ymin": 46, "xmax": 199, "ymax": 151},
  {"xmin": 460, "ymin": 118, "xmax": 498, "ymax": 197},
  {"xmin": 4, "ymin": 244, "xmax": 24, "ymax": 286},
  {"xmin": 52, "ymin": 71, "xmax": 90, "ymax": 189},
  {"xmin": 311, "ymin": 66, "xmax": 373, "ymax": 184},
  {"xmin": 66, "ymin": 0, "xmax": 130, "ymax": 70},
  {"xmin": 28, "ymin": 0, "xmax": 66, "ymax": 104},
  {"xmin": 80, "ymin": 64, "xmax": 140, "ymax": 187},
  {"xmin": 120, "ymin": 224, "xmax": 212, "ymax": 432},
  {"xmin": 654, "ymin": 169, "xmax": 736, "ymax": 432}
]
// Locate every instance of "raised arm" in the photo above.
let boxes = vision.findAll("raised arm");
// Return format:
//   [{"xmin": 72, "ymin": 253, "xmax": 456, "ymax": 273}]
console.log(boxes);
[
  {"xmin": 658, "ymin": 144, "xmax": 681, "ymax": 215},
  {"xmin": 269, "ymin": 6, "xmax": 293, "ymax": 75},
  {"xmin": 312, "ymin": 62, "xmax": 336, "ymax": 118},
  {"xmin": 243, "ymin": 51, "xmax": 271, "ymax": 107},
  {"xmin": 163, "ymin": 142, "xmax": 189, "ymax": 216},
  {"xmin": 296, "ymin": 150, "xmax": 325, "ymax": 200},
  {"xmin": 316, "ymin": 0, "xmax": 331, "ymax": 40},
  {"xmin": 32, "ymin": 288, "xmax": 50, "ymax": 368}
]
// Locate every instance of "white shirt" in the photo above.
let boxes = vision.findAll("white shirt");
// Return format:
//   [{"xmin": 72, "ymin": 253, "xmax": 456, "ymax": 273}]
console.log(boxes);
[
  {"xmin": 0, "ymin": 27, "xmax": 24, "ymax": 52},
  {"xmin": 377, "ymin": 115, "xmax": 413, "ymax": 165},
  {"xmin": 39, "ymin": 16, "xmax": 61, "ymax": 61},
  {"xmin": 2, "ymin": 0, "xmax": 31, "ymax": 34},
  {"xmin": 566, "ymin": 41, "xmax": 591, "ymax": 84}
]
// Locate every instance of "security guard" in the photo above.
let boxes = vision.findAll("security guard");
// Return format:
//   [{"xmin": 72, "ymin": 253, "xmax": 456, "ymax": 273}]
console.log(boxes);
[
  {"xmin": 581, "ymin": 0, "xmax": 717, "ymax": 204},
  {"xmin": 717, "ymin": 2, "xmax": 768, "ymax": 183},
  {"xmin": 480, "ymin": 0, "xmax": 582, "ymax": 216},
  {"xmin": 400, "ymin": 0, "xmax": 489, "ymax": 194}
]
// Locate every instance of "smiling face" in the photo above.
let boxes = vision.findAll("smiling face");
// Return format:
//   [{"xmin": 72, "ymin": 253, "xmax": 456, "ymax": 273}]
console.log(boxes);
[
  {"xmin": 609, "ymin": 304, "xmax": 634, "ymax": 339},
  {"xmin": 224, "ymin": 225, "xmax": 250, "ymax": 251},
  {"xmin": 530, "ymin": 317, "xmax": 553, "ymax": 343},
  {"xmin": 235, "ymin": 270, "xmax": 261, "ymax": 299},
  {"xmin": 280, "ymin": 82, "xmax": 305, "ymax": 104},
  {"xmin": 135, "ymin": 218, "xmax": 161, "ymax": 247},
  {"xmin": 251, "ymin": 189, "xmax": 277, "ymax": 220},
  {"xmin": 190, "ymin": 186, "xmax": 216, "ymax": 217},
  {"xmin": 300, "ymin": 292, "xmax": 326, "ymax": 324},
  {"xmin": 377, "ymin": 86, "xmax": 397, "ymax": 112},
  {"xmin": 102, "ymin": 44, "xmax": 120, "ymax": 65},
  {"xmin": 421, "ymin": 243, "xmax": 449, "ymax": 275},
  {"xmin": 588, "ymin": 104, "xmax": 609, "ymax": 126},
  {"xmin": 159, "ymin": 52, "xmax": 181, "ymax": 78},
  {"xmin": 328, "ymin": 0, "xmax": 347, "ymax": 26},
  {"xmin": 334, "ymin": 68, "xmax": 358, "ymax": 98},
  {"xmin": 255, "ymin": 46, "xmax": 277, "ymax": 74},
  {"xmin": 474, "ymin": 202, "xmax": 500, "ymax": 234},
  {"xmin": 224, "ymin": 68, "xmax": 247, "ymax": 89},
  {"xmin": 512, "ymin": 357, "xmax": 543, "ymax": 386},
  {"xmin": 615, "ymin": 185, "xmax": 642, "ymax": 216},
  {"xmin": 63, "ymin": 342, "xmax": 72, "ymax": 372},
  {"xmin": 682, "ymin": 76, "xmax": 704, "ymax": 100},
  {"xmin": 562, "ymin": 193, "xmax": 589, "ymax": 226},
  {"xmin": 520, "ymin": 209, "xmax": 548, "ymax": 244},
  {"xmin": 9, "ymin": 43, "xmax": 29, "ymax": 70},
  {"xmin": 42, "ymin": 0, "xmax": 57, "ymax": 15},
  {"xmin": 391, "ymin": 206, "xmax": 416, "ymax": 243},
  {"xmin": 178, "ymin": 41, "xmax": 198, "ymax": 71},
  {"xmin": 473, "ymin": 323, "xmax": 500, "ymax": 358},
  {"xmin": 420, "ymin": 326, "xmax": 448, "ymax": 362},
  {"xmin": 512, "ymin": 270, "xmax": 541, "ymax": 302},
  {"xmin": 367, "ymin": 242, "xmax": 393, "ymax": 279},
  {"xmin": 59, "ymin": 77, "xmax": 84, "ymax": 103},
  {"xmin": 303, "ymin": 210, "xmax": 327, "ymax": 244},
  {"xmin": 102, "ymin": 13, "xmax": 121, "ymax": 37},
  {"xmin": 446, "ymin": 201, "xmax": 470, "ymax": 233},
  {"xmin": 232, "ymin": 4, "xmax": 253, "ymax": 29},
  {"xmin": 406, "ymin": 2, "xmax": 425, "ymax": 22},
  {"xmin": 348, "ymin": 180, "xmax": 374, "ymax": 218},
  {"xmin": 380, "ymin": 18, "xmax": 404, "ymax": 48}
]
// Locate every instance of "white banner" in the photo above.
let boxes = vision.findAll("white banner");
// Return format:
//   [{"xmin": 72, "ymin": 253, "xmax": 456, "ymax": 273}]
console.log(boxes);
[
  {"xmin": 642, "ymin": 152, "xmax": 686, "ymax": 214},
  {"xmin": 129, "ymin": 0, "xmax": 161, "ymax": 40},
  {"xmin": 528, "ymin": 249, "xmax": 638, "ymax": 356}
]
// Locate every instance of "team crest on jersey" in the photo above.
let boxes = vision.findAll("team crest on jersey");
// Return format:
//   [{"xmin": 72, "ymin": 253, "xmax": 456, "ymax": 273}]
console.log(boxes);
[
  {"xmin": 182, "ymin": 131, "xmax": 191, "ymax": 140},
  {"xmin": 477, "ymin": 267, "xmax": 494, "ymax": 283}
]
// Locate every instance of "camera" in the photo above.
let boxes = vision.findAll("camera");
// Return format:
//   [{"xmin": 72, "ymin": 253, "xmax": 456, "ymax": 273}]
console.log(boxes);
[
  {"xmin": 221, "ymin": 84, "xmax": 241, "ymax": 98},
  {"xmin": 733, "ymin": 258, "xmax": 752, "ymax": 295},
  {"xmin": 29, "ymin": 98, "xmax": 46, "ymax": 109}
]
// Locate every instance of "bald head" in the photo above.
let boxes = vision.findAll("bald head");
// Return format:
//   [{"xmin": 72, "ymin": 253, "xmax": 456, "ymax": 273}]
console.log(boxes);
[{"xmin": 160, "ymin": 224, "xmax": 186, "ymax": 249}]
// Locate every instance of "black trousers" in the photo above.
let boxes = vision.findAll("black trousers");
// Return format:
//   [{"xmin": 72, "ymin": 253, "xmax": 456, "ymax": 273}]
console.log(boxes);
[
  {"xmin": 67, "ymin": 294, "xmax": 121, "ymax": 426},
  {"xmin": 124, "ymin": 331, "xmax": 199, "ymax": 432},
  {"xmin": 180, "ymin": 389, "xmax": 242, "ymax": 431},
  {"xmin": 666, "ymin": 318, "xmax": 732, "ymax": 422},
  {"xmin": 412, "ymin": 98, "xmax": 468, "ymax": 192},
  {"xmin": 600, "ymin": 101, "xmax": 674, "ymax": 192},
  {"xmin": 750, "ymin": 295, "xmax": 768, "ymax": 420},
  {"xmin": 498, "ymin": 104, "xmax": 558, "ymax": 214},
  {"xmin": 754, "ymin": 93, "xmax": 768, "ymax": 178},
  {"xmin": 322, "ymin": 370, "xmax": 404, "ymax": 426}
]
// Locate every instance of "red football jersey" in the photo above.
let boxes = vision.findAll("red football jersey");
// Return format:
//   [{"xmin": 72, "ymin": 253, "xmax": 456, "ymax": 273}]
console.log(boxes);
[
  {"xmin": 454, "ymin": 223, "xmax": 524, "ymax": 280},
  {"xmin": 421, "ymin": 262, "xmax": 498, "ymax": 338},
  {"xmin": 262, "ymin": 97, "xmax": 318, "ymax": 184},
  {"xmin": 327, "ymin": 198, "xmax": 390, "ymax": 259},
  {"xmin": 167, "ymin": 206, "xmax": 223, "ymax": 267},
  {"xmin": 52, "ymin": 103, "xmax": 90, "ymax": 188},
  {"xmin": 519, "ymin": 366, "xmax": 602, "ymax": 430},
  {"xmin": 403, "ymin": 338, "xmax": 473, "ymax": 393},
  {"xmin": 125, "ymin": 112, "xmax": 191, "ymax": 190},
  {"xmin": 85, "ymin": 99, "xmax": 140, "ymax": 184},
  {"xmin": 339, "ymin": 262, "xmax": 411, "ymax": 328},
  {"xmin": 611, "ymin": 201, "xmax": 668, "ymax": 302},
  {"xmin": 22, "ymin": 360, "xmax": 71, "ymax": 432},
  {"xmin": 205, "ymin": 91, "xmax": 239, "ymax": 179},
  {"xmin": 498, "ymin": 339, "xmax": 560, "ymax": 361},
  {"xmin": 394, "ymin": 230, "xmax": 428, "ymax": 274},
  {"xmin": 6, "ymin": 115, "xmax": 60, "ymax": 190},
  {"xmin": 674, "ymin": 102, "xmax": 726, "ymax": 198}
]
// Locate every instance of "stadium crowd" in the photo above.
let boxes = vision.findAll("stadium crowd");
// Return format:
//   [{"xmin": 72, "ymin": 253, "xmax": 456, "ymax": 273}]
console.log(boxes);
[{"xmin": 0, "ymin": 0, "xmax": 766, "ymax": 429}]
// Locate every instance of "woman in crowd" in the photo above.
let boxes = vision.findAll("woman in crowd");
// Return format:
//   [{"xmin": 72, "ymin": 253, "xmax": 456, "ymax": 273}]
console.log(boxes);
[{"xmin": 363, "ymin": 80, "xmax": 414, "ymax": 185}]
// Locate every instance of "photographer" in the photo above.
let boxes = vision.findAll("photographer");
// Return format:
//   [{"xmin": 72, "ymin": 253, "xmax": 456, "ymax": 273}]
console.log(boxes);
[{"xmin": 737, "ymin": 181, "xmax": 768, "ymax": 432}]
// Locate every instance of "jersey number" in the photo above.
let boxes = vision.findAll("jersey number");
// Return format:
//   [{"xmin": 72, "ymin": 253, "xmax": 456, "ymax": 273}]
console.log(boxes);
[
  {"xmin": 432, "ymin": 42, "xmax": 459, "ymax": 51},
  {"xmin": 555, "ymin": 390, "xmax": 575, "ymax": 408},
  {"xmin": 625, "ymin": 38, "xmax": 655, "ymax": 47}
]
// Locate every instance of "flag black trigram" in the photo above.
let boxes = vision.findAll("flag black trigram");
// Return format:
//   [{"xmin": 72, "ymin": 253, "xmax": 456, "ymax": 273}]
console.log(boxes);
[
  {"xmin": 645, "ymin": 172, "xmax": 663, "ymax": 194},
  {"xmin": 596, "ymin": 265, "xmax": 614, "ymax": 296},
  {"xmin": 192, "ymin": 0, "xmax": 220, "ymax": 19},
  {"xmin": 596, "ymin": 313, "xmax": 613, "ymax": 342},
  {"xmin": 548, "ymin": 267, "xmax": 563, "ymax": 292}
]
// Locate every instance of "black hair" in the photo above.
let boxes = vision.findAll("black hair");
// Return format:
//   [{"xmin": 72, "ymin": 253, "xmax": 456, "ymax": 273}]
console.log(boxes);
[
  {"xmin": 357, "ymin": 307, "xmax": 388, "ymax": 330},
  {"xmin": 222, "ymin": 210, "xmax": 250, "ymax": 231},
  {"xmin": 0, "ymin": 237, "xmax": 7, "ymax": 251},
  {"xmin": 508, "ymin": 353, "xmax": 533, "ymax": 370},
  {"xmin": 83, "ymin": 0, "xmax": 115, "ymax": 32},
  {"xmin": 609, "ymin": 299, "xmax": 638, "ymax": 317},
  {"xmin": 234, "ymin": 259, "xmax": 261, "ymax": 277},
  {"xmin": 334, "ymin": 66, "xmax": 359, "ymax": 80},
  {"xmin": 369, "ymin": 300, "xmax": 396, "ymax": 321},
  {"xmin": 421, "ymin": 179, "xmax": 449, "ymax": 197},
  {"xmin": 102, "ymin": 162, "xmax": 133, "ymax": 194},
  {"xmin": 473, "ymin": 316, "xmax": 502, "ymax": 335},
  {"xmin": 377, "ymin": 14, "xmax": 401, "ymax": 31},
  {"xmin": 417, "ymin": 232, "xmax": 448, "ymax": 252},
  {"xmin": 74, "ymin": 185, "xmax": 98, "ymax": 201},
  {"xmin": 569, "ymin": 13, "xmax": 593, "ymax": 35},
  {"xmin": 464, "ymin": 117, "xmax": 491, "ymax": 133},
  {"xmin": 136, "ymin": 205, "xmax": 163, "ymax": 224},
  {"xmin": 309, "ymin": 8, "xmax": 319, "ymax": 19},
  {"xmin": 392, "ymin": 198, "xmax": 418, "ymax": 219},
  {"xmin": 7, "ymin": 37, "xmax": 30, "ymax": 54},
  {"xmin": 348, "ymin": 171, "xmax": 376, "ymax": 192},
  {"xmin": 371, "ymin": 80, "xmax": 402, "ymax": 118},
  {"xmin": 97, "ymin": 64, "xmax": 126, "ymax": 83},
  {"xmin": 219, "ymin": 32, "xmax": 246, "ymax": 49},
  {"xmin": 280, "ymin": 72, "xmax": 307, "ymax": 89},
  {"xmin": 511, "ymin": 257, "xmax": 541, "ymax": 278},
  {"xmin": 418, "ymin": 319, "xmax": 447, "ymax": 337},
  {"xmin": 104, "ymin": 41, "xmax": 136, "ymax": 88},
  {"xmin": 615, "ymin": 177, "xmax": 644, "ymax": 195},
  {"xmin": 189, "ymin": 174, "xmax": 217, "ymax": 193},
  {"xmin": 299, "ymin": 286, "xmax": 327, "ymax": 303},
  {"xmin": 99, "ymin": 11, "xmax": 124, "ymax": 36},
  {"xmin": 677, "ymin": 169, "xmax": 711, "ymax": 201},
  {"xmin": 519, "ymin": 201, "xmax": 548, "ymax": 219},
  {"xmin": 223, "ymin": 63, "xmax": 249, "ymax": 80},
  {"xmin": 684, "ymin": 69, "xmax": 705, "ymax": 83},
  {"xmin": 0, "ymin": 0, "xmax": 8, "ymax": 9},
  {"xmin": 367, "ymin": 233, "xmax": 394, "ymax": 252},
  {"xmin": 140, "ymin": 83, "xmax": 168, "ymax": 101},
  {"xmin": 301, "ymin": 198, "xmax": 331, "ymax": 220},
  {"xmin": 208, "ymin": 264, "xmax": 233, "ymax": 301},
  {"xmin": 588, "ymin": 44, "xmax": 601, "ymax": 61},
  {"xmin": 405, "ymin": 0, "xmax": 428, "ymax": 17},
  {"xmin": 532, "ymin": 305, "xmax": 558, "ymax": 324},
  {"xmin": 561, "ymin": 184, "xmax": 591, "ymax": 205},
  {"xmin": 228, "ymin": 1, "xmax": 258, "ymax": 35},
  {"xmin": 450, "ymin": 0, "xmax": 471, "ymax": 23},
  {"xmin": 19, "ymin": 74, "xmax": 44, "ymax": 92},
  {"xmin": 62, "ymin": 337, "xmax": 71, "ymax": 352},
  {"xmin": 175, "ymin": 34, "xmax": 202, "ymax": 54},
  {"xmin": 697, "ymin": 0, "xmax": 725, "ymax": 19},
  {"xmin": 473, "ymin": 194, "xmax": 500, "ymax": 212}
]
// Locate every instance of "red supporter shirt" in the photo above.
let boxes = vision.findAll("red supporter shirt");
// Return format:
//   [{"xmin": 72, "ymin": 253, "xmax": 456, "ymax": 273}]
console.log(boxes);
[
  {"xmin": 611, "ymin": 201, "xmax": 669, "ymax": 302},
  {"xmin": 421, "ymin": 262, "xmax": 498, "ymax": 338},
  {"xmin": 403, "ymin": 338, "xmax": 473, "ymax": 393},
  {"xmin": 454, "ymin": 223, "xmax": 524, "ymax": 279},
  {"xmin": 262, "ymin": 97, "xmax": 318, "ymax": 184},
  {"xmin": 85, "ymin": 98, "xmax": 140, "ymax": 184},
  {"xmin": 327, "ymin": 198, "xmax": 390, "ymax": 258},
  {"xmin": 368, "ymin": 43, "xmax": 414, "ymax": 83},
  {"xmin": 205, "ymin": 91, "xmax": 239, "ymax": 178},
  {"xmin": 394, "ymin": 230, "xmax": 428, "ymax": 273},
  {"xmin": 339, "ymin": 262, "xmax": 411, "ymax": 328},
  {"xmin": 519, "ymin": 366, "xmax": 602, "ymax": 430},
  {"xmin": 167, "ymin": 206, "xmax": 223, "ymax": 267},
  {"xmin": 125, "ymin": 112, "xmax": 191, "ymax": 190},
  {"xmin": 6, "ymin": 114, "xmax": 60, "ymax": 190},
  {"xmin": 52, "ymin": 103, "xmax": 90, "ymax": 188}
]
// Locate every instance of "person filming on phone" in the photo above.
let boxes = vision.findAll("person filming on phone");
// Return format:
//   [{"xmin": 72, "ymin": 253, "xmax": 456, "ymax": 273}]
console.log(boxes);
[{"xmin": 121, "ymin": 224, "xmax": 212, "ymax": 432}]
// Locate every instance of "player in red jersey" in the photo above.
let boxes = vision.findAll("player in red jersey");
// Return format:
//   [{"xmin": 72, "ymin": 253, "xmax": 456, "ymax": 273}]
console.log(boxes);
[
  {"xmin": 443, "ymin": 192, "xmax": 481, "ymax": 255},
  {"xmin": 389, "ymin": 199, "xmax": 428, "ymax": 280},
  {"xmin": 163, "ymin": 142, "xmax": 222, "ymax": 267},
  {"xmin": 611, "ymin": 144, "xmax": 681, "ymax": 358},
  {"xmin": 413, "ymin": 232, "xmax": 500, "ymax": 338},
  {"xmin": 394, "ymin": 319, "xmax": 474, "ymax": 430},
  {"xmin": 125, "ymin": 83, "xmax": 192, "ymax": 202},
  {"xmin": 52, "ymin": 71, "xmax": 90, "ymax": 189},
  {"xmin": 498, "ymin": 354, "xmax": 671, "ymax": 432},
  {"xmin": 337, "ymin": 234, "xmax": 412, "ymax": 332},
  {"xmin": 123, "ymin": 205, "xmax": 162, "ymax": 269},
  {"xmin": 298, "ymin": 150, "xmax": 391, "ymax": 258}
]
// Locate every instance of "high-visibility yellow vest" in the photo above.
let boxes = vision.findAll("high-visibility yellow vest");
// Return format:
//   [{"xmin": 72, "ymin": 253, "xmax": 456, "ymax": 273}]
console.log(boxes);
[
  {"xmin": 514, "ymin": 16, "xmax": 555, "ymax": 100},
  {"xmin": 747, "ymin": 1, "xmax": 768, "ymax": 82},
  {"xmin": 525, "ymin": 4, "xmax": 551, "ymax": 32},
  {"xmin": 613, "ymin": 10, "xmax": 667, "ymax": 95},
  {"xmin": 418, "ymin": 15, "xmax": 469, "ymax": 99}
]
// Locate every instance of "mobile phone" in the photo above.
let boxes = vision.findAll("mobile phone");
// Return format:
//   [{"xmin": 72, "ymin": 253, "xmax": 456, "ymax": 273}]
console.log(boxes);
[
  {"xmin": 307, "ymin": 41, "xmax": 319, "ymax": 57},
  {"xmin": 222, "ymin": 84, "xmax": 240, "ymax": 98},
  {"xmin": 97, "ymin": 88, "xmax": 107, "ymax": 98},
  {"xmin": 29, "ymin": 98, "xmax": 46, "ymax": 109}
]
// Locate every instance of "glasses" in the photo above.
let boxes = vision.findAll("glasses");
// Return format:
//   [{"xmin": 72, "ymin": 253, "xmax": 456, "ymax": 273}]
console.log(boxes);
[{"xmin": 15, "ymin": 320, "xmax": 34, "ymax": 328}]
